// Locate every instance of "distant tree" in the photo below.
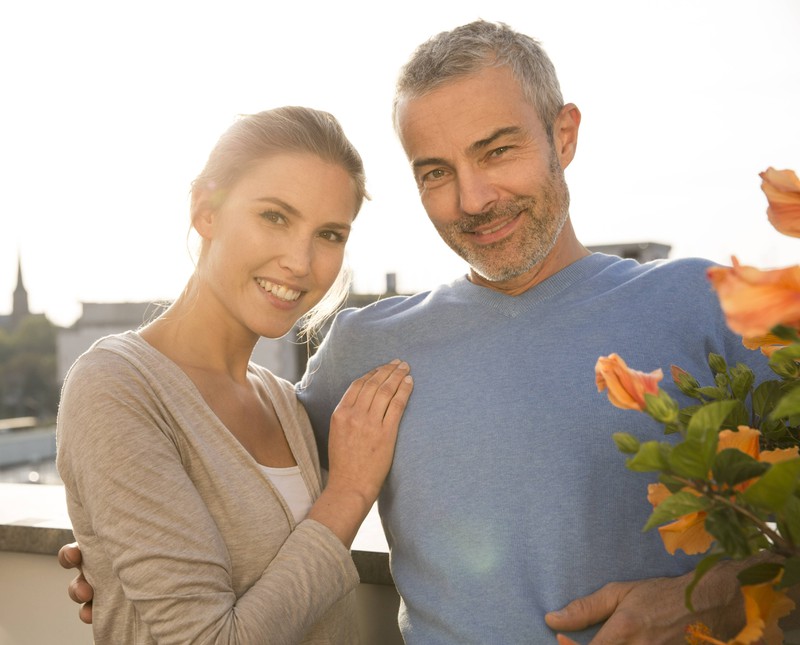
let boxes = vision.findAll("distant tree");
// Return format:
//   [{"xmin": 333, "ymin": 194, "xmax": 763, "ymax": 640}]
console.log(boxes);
[{"xmin": 0, "ymin": 316, "xmax": 58, "ymax": 421}]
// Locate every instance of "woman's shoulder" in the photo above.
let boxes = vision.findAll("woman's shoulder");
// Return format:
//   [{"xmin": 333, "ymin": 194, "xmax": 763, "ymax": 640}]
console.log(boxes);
[{"xmin": 62, "ymin": 332, "xmax": 165, "ymax": 405}]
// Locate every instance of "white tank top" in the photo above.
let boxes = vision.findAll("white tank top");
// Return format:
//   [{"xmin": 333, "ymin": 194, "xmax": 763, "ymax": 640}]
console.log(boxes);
[{"xmin": 260, "ymin": 465, "xmax": 313, "ymax": 525}]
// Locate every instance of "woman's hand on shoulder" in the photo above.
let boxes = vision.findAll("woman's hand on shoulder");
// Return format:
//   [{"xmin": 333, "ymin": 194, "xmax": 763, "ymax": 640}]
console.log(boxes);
[{"xmin": 308, "ymin": 360, "xmax": 413, "ymax": 545}]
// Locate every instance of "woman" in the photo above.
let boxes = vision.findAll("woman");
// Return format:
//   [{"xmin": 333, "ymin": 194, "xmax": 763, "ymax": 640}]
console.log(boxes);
[{"xmin": 56, "ymin": 106, "xmax": 413, "ymax": 644}]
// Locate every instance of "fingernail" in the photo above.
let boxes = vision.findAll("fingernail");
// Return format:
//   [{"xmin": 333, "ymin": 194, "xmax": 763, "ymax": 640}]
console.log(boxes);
[{"xmin": 398, "ymin": 361, "xmax": 410, "ymax": 370}]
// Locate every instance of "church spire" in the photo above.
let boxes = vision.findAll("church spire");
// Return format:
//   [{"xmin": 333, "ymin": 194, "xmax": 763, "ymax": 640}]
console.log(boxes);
[{"xmin": 12, "ymin": 252, "xmax": 30, "ymax": 326}]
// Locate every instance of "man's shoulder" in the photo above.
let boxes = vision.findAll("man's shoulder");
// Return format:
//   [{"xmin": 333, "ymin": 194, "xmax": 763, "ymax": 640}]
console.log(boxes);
[
  {"xmin": 594, "ymin": 254, "xmax": 721, "ymax": 291},
  {"xmin": 333, "ymin": 285, "xmax": 447, "ymax": 330}
]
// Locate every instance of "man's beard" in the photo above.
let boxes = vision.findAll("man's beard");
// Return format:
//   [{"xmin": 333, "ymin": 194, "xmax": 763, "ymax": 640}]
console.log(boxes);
[{"xmin": 435, "ymin": 158, "xmax": 570, "ymax": 283}]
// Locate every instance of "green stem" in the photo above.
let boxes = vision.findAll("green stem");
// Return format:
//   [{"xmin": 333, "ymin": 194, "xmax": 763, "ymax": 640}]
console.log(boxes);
[{"xmin": 672, "ymin": 475, "xmax": 797, "ymax": 559}]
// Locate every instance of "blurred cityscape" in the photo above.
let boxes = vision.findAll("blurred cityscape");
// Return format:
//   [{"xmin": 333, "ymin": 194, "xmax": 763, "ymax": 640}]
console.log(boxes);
[{"xmin": 0, "ymin": 242, "xmax": 670, "ymax": 486}]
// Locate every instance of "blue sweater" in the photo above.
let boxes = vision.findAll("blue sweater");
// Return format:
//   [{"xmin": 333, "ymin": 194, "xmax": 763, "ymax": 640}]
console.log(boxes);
[{"xmin": 297, "ymin": 253, "xmax": 770, "ymax": 644}]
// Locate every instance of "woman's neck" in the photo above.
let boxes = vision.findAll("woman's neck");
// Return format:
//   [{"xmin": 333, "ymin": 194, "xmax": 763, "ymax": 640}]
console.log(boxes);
[{"xmin": 140, "ymin": 279, "xmax": 258, "ymax": 382}]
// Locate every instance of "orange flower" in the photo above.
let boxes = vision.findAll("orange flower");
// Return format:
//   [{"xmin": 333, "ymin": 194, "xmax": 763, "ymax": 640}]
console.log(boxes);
[
  {"xmin": 648, "ymin": 427, "xmax": 765, "ymax": 554},
  {"xmin": 648, "ymin": 483, "xmax": 713, "ymax": 555},
  {"xmin": 732, "ymin": 572, "xmax": 796, "ymax": 645},
  {"xmin": 760, "ymin": 167, "xmax": 800, "ymax": 238},
  {"xmin": 718, "ymin": 426, "xmax": 760, "ymax": 459},
  {"xmin": 595, "ymin": 354, "xmax": 663, "ymax": 411},
  {"xmin": 707, "ymin": 257, "xmax": 800, "ymax": 338},
  {"xmin": 684, "ymin": 575, "xmax": 796, "ymax": 645},
  {"xmin": 759, "ymin": 446, "xmax": 800, "ymax": 464},
  {"xmin": 742, "ymin": 333, "xmax": 791, "ymax": 358}
]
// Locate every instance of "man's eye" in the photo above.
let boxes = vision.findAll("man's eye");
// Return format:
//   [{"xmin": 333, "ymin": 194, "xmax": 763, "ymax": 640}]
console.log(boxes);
[
  {"xmin": 421, "ymin": 168, "xmax": 446, "ymax": 183},
  {"xmin": 490, "ymin": 146, "xmax": 510, "ymax": 158}
]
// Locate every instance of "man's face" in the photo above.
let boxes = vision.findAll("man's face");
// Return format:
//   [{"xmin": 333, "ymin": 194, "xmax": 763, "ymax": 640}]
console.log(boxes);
[{"xmin": 396, "ymin": 65, "xmax": 574, "ymax": 292}]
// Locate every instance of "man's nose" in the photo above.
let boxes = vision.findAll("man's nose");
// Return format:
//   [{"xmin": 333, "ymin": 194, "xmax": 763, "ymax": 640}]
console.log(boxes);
[{"xmin": 457, "ymin": 168, "xmax": 500, "ymax": 215}]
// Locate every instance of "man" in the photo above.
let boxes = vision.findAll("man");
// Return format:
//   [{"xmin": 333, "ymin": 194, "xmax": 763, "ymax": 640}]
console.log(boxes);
[
  {"xmin": 295, "ymin": 19, "xmax": 786, "ymax": 644},
  {"xmin": 61, "ymin": 19, "xmax": 794, "ymax": 643}
]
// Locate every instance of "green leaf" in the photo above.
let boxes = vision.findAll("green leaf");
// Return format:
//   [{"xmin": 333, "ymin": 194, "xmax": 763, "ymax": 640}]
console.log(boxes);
[
  {"xmin": 669, "ymin": 437, "xmax": 717, "ymax": 480},
  {"xmin": 776, "ymin": 495, "xmax": 800, "ymax": 544},
  {"xmin": 726, "ymin": 400, "xmax": 751, "ymax": 428},
  {"xmin": 642, "ymin": 490, "xmax": 710, "ymax": 532},
  {"xmin": 678, "ymin": 404, "xmax": 702, "ymax": 427},
  {"xmin": 778, "ymin": 556, "xmax": 800, "ymax": 589},
  {"xmin": 772, "ymin": 341, "xmax": 800, "ymax": 361},
  {"xmin": 771, "ymin": 326, "xmax": 800, "ymax": 343},
  {"xmin": 771, "ymin": 385, "xmax": 800, "ymax": 420},
  {"xmin": 741, "ymin": 458, "xmax": 800, "ymax": 512},
  {"xmin": 626, "ymin": 441, "xmax": 671, "ymax": 473},
  {"xmin": 737, "ymin": 562, "xmax": 784, "ymax": 586},
  {"xmin": 684, "ymin": 552, "xmax": 724, "ymax": 612},
  {"xmin": 712, "ymin": 449, "xmax": 769, "ymax": 488},
  {"xmin": 686, "ymin": 400, "xmax": 738, "ymax": 441},
  {"xmin": 612, "ymin": 432, "xmax": 640, "ymax": 454},
  {"xmin": 769, "ymin": 350, "xmax": 800, "ymax": 379},
  {"xmin": 658, "ymin": 473, "xmax": 688, "ymax": 493},
  {"xmin": 696, "ymin": 386, "xmax": 728, "ymax": 401},
  {"xmin": 753, "ymin": 380, "xmax": 782, "ymax": 419},
  {"xmin": 704, "ymin": 507, "xmax": 754, "ymax": 559}
]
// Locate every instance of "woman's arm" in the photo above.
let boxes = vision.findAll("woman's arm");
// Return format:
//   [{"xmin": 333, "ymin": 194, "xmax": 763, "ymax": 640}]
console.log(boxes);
[{"xmin": 58, "ymin": 351, "xmax": 411, "ymax": 643}]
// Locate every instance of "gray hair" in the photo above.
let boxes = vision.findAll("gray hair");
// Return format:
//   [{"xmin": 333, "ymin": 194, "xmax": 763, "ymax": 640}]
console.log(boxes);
[{"xmin": 393, "ymin": 20, "xmax": 564, "ymax": 141}]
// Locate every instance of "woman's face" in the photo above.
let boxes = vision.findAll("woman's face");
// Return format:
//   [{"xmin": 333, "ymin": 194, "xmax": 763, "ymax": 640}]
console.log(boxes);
[{"xmin": 194, "ymin": 152, "xmax": 357, "ymax": 339}]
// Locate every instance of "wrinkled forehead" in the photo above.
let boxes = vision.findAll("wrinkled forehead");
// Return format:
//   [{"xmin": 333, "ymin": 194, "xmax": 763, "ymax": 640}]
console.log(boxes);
[{"xmin": 395, "ymin": 66, "xmax": 543, "ymax": 161}]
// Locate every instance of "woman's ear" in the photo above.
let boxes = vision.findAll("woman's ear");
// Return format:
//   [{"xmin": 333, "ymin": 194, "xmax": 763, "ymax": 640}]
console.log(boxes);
[{"xmin": 191, "ymin": 189, "xmax": 216, "ymax": 240}]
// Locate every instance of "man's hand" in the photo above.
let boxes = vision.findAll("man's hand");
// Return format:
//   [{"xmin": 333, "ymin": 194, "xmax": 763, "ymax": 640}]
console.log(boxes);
[
  {"xmin": 57, "ymin": 542, "xmax": 93, "ymax": 624},
  {"xmin": 545, "ymin": 567, "xmax": 744, "ymax": 644}
]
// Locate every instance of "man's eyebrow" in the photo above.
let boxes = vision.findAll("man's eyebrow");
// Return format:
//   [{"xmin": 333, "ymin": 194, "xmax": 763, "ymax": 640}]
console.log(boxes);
[
  {"xmin": 411, "ymin": 156, "xmax": 448, "ymax": 172},
  {"xmin": 468, "ymin": 126, "xmax": 522, "ymax": 154},
  {"xmin": 411, "ymin": 126, "xmax": 524, "ymax": 172}
]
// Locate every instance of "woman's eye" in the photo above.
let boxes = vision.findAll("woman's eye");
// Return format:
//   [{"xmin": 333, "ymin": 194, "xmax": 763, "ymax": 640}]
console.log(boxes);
[
  {"xmin": 260, "ymin": 210, "xmax": 286, "ymax": 224},
  {"xmin": 319, "ymin": 230, "xmax": 347, "ymax": 244}
]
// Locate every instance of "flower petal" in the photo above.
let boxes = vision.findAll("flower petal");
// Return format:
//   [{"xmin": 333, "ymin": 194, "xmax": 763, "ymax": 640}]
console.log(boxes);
[
  {"xmin": 760, "ymin": 167, "xmax": 800, "ymax": 238},
  {"xmin": 657, "ymin": 511, "xmax": 713, "ymax": 555},
  {"xmin": 731, "ymin": 574, "xmax": 796, "ymax": 645},
  {"xmin": 595, "ymin": 354, "xmax": 663, "ymax": 411},
  {"xmin": 718, "ymin": 427, "xmax": 761, "ymax": 459},
  {"xmin": 759, "ymin": 446, "xmax": 800, "ymax": 464},
  {"xmin": 707, "ymin": 257, "xmax": 800, "ymax": 337}
]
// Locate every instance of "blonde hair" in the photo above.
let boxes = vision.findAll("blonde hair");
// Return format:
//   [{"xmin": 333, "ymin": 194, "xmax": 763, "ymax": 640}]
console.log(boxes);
[{"xmin": 191, "ymin": 106, "xmax": 369, "ymax": 337}]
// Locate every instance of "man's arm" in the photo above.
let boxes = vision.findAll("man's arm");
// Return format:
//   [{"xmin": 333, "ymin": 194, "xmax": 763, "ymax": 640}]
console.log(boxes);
[
  {"xmin": 57, "ymin": 542, "xmax": 93, "ymax": 624},
  {"xmin": 545, "ymin": 553, "xmax": 798, "ymax": 643}
]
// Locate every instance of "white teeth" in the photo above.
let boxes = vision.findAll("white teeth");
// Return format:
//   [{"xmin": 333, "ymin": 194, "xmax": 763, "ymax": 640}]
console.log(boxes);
[
  {"xmin": 475, "ymin": 218, "xmax": 511, "ymax": 236},
  {"xmin": 256, "ymin": 279, "xmax": 301, "ymax": 302}
]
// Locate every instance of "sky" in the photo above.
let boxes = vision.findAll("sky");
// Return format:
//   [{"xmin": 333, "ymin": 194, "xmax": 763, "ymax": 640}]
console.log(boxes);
[{"xmin": 2, "ymin": 0, "xmax": 799, "ymax": 327}]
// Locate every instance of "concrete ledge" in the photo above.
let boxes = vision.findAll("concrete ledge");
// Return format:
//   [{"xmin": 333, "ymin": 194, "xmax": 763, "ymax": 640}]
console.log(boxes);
[{"xmin": 0, "ymin": 482, "xmax": 394, "ymax": 585}]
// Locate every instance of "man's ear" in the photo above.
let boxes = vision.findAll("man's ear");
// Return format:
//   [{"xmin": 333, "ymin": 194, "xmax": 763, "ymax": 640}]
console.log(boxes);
[
  {"xmin": 191, "ymin": 189, "xmax": 216, "ymax": 240},
  {"xmin": 553, "ymin": 103, "xmax": 581, "ymax": 170}
]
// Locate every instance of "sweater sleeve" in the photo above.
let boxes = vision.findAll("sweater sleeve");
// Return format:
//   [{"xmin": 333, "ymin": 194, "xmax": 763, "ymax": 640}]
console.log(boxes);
[{"xmin": 57, "ymin": 348, "xmax": 359, "ymax": 644}]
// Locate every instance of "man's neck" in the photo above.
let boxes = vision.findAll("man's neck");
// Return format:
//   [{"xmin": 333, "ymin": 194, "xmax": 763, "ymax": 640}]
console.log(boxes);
[{"xmin": 468, "ymin": 221, "xmax": 590, "ymax": 296}]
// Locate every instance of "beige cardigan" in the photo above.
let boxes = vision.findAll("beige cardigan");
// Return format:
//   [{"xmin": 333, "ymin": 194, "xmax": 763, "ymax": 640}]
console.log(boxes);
[{"xmin": 57, "ymin": 332, "xmax": 360, "ymax": 644}]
